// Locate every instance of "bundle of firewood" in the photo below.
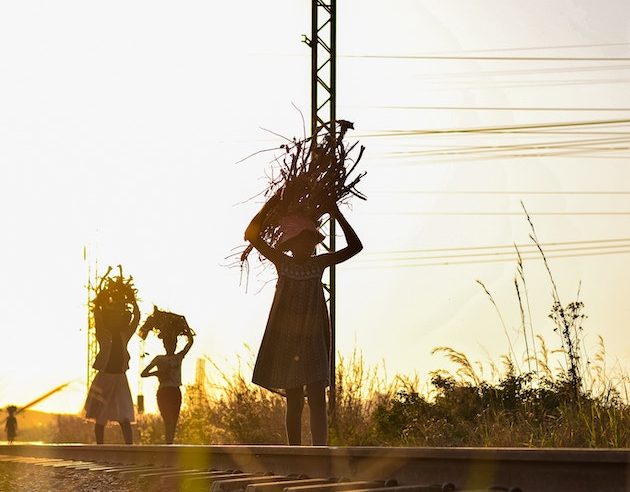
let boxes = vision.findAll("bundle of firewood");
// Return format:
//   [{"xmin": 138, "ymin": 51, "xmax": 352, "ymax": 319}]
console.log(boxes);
[
  {"xmin": 138, "ymin": 306, "xmax": 194, "ymax": 341},
  {"xmin": 92, "ymin": 265, "xmax": 137, "ymax": 312},
  {"xmin": 242, "ymin": 120, "xmax": 366, "ymax": 262}
]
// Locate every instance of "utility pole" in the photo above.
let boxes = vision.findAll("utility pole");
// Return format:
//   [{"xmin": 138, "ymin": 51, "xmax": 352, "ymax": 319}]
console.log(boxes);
[
  {"xmin": 84, "ymin": 248, "xmax": 98, "ymax": 394},
  {"xmin": 305, "ymin": 0, "xmax": 337, "ymax": 420}
]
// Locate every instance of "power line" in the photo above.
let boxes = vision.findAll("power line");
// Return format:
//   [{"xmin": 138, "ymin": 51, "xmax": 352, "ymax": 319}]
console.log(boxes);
[
  {"xmin": 379, "ymin": 149, "xmax": 630, "ymax": 165},
  {"xmin": 343, "ymin": 54, "xmax": 630, "ymax": 62},
  {"xmin": 352, "ymin": 248, "xmax": 630, "ymax": 270},
  {"xmin": 364, "ymin": 105, "xmax": 630, "ymax": 112},
  {"xmin": 388, "ymin": 135, "xmax": 630, "ymax": 158},
  {"xmin": 442, "ymin": 41, "xmax": 630, "ymax": 54},
  {"xmin": 373, "ymin": 211, "xmax": 630, "ymax": 216},
  {"xmin": 371, "ymin": 191, "xmax": 630, "ymax": 196},
  {"xmin": 355, "ymin": 42, "xmax": 630, "ymax": 56},
  {"xmin": 478, "ymin": 130, "xmax": 630, "ymax": 136},
  {"xmin": 338, "ymin": 60, "xmax": 630, "ymax": 82},
  {"xmin": 412, "ymin": 64, "xmax": 630, "ymax": 79},
  {"xmin": 387, "ymin": 148, "xmax": 630, "ymax": 164},
  {"xmin": 361, "ymin": 118, "xmax": 630, "ymax": 137},
  {"xmin": 276, "ymin": 43, "xmax": 630, "ymax": 60},
  {"xmin": 444, "ymin": 77, "xmax": 630, "ymax": 90},
  {"xmin": 366, "ymin": 237, "xmax": 630, "ymax": 256},
  {"xmin": 362, "ymin": 243, "xmax": 630, "ymax": 263}
]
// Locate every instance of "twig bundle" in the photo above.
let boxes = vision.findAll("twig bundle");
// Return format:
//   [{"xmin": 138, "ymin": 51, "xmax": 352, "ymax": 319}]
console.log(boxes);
[
  {"xmin": 138, "ymin": 306, "xmax": 194, "ymax": 341},
  {"xmin": 242, "ymin": 120, "xmax": 366, "ymax": 263},
  {"xmin": 91, "ymin": 265, "xmax": 137, "ymax": 312}
]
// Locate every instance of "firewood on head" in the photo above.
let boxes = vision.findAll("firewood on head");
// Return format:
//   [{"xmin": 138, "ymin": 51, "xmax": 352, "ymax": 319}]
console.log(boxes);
[
  {"xmin": 138, "ymin": 306, "xmax": 194, "ymax": 341},
  {"xmin": 241, "ymin": 120, "xmax": 367, "ymax": 265},
  {"xmin": 91, "ymin": 266, "xmax": 137, "ymax": 314}
]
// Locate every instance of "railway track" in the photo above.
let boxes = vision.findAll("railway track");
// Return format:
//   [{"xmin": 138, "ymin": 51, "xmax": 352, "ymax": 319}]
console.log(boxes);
[{"xmin": 0, "ymin": 444, "xmax": 627, "ymax": 492}]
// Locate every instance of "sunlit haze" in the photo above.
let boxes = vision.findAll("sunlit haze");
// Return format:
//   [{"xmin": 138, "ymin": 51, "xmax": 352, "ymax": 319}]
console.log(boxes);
[{"xmin": 1, "ymin": 0, "xmax": 630, "ymax": 415}]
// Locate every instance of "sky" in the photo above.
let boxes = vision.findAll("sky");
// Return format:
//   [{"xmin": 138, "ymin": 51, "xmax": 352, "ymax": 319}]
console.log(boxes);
[{"xmin": 1, "ymin": 0, "xmax": 630, "ymax": 415}]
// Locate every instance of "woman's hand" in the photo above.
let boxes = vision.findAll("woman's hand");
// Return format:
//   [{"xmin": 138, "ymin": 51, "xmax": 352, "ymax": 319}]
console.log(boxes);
[
  {"xmin": 323, "ymin": 197, "xmax": 340, "ymax": 218},
  {"xmin": 316, "ymin": 200, "xmax": 362, "ymax": 266}
]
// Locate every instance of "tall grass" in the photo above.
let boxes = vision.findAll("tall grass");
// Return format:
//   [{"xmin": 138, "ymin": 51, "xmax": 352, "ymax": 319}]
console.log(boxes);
[
  {"xmin": 16, "ymin": 338, "xmax": 630, "ymax": 447},
  {"xmin": 159, "ymin": 210, "xmax": 630, "ymax": 447},
  {"xmin": 18, "ymin": 212, "xmax": 630, "ymax": 447},
  {"xmin": 144, "ymin": 332, "xmax": 628, "ymax": 448}
]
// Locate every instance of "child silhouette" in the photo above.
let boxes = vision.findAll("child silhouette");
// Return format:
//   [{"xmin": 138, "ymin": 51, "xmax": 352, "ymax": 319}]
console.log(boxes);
[
  {"xmin": 5, "ymin": 406, "xmax": 17, "ymax": 444},
  {"xmin": 141, "ymin": 326, "xmax": 194, "ymax": 444},
  {"xmin": 244, "ymin": 201, "xmax": 362, "ymax": 445}
]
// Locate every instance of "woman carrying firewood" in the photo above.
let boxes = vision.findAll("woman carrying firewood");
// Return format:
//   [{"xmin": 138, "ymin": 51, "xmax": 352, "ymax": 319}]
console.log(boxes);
[
  {"xmin": 84, "ymin": 267, "xmax": 139, "ymax": 445},
  {"xmin": 245, "ymin": 201, "xmax": 362, "ymax": 445},
  {"xmin": 243, "ymin": 122, "xmax": 365, "ymax": 445}
]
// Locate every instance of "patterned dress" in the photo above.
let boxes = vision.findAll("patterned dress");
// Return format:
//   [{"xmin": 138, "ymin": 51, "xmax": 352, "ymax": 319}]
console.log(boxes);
[
  {"xmin": 84, "ymin": 311, "xmax": 135, "ymax": 424},
  {"xmin": 252, "ymin": 255, "xmax": 331, "ymax": 393}
]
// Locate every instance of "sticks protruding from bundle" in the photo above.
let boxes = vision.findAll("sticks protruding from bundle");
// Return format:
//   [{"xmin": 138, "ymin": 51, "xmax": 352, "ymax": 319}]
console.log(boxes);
[
  {"xmin": 242, "ymin": 120, "xmax": 366, "ymax": 263},
  {"xmin": 138, "ymin": 305, "xmax": 195, "ymax": 341},
  {"xmin": 91, "ymin": 265, "xmax": 137, "ymax": 312}
]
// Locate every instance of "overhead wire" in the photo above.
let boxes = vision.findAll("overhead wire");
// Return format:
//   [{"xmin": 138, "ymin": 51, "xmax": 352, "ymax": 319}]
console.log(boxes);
[
  {"xmin": 371, "ymin": 211, "xmax": 630, "ymax": 216},
  {"xmin": 424, "ymin": 41, "xmax": 630, "ymax": 54},
  {"xmin": 387, "ymin": 135, "xmax": 630, "ymax": 158},
  {"xmin": 359, "ymin": 119, "xmax": 630, "ymax": 161},
  {"xmin": 353, "ymin": 221, "xmax": 630, "ymax": 269},
  {"xmin": 343, "ymin": 54, "xmax": 630, "ymax": 62},
  {"xmin": 342, "ymin": 45, "xmax": 630, "ymax": 255},
  {"xmin": 410, "ymin": 64, "xmax": 630, "ymax": 78},
  {"xmin": 365, "ymin": 237, "xmax": 630, "ymax": 255},
  {"xmin": 360, "ymin": 105, "xmax": 630, "ymax": 112},
  {"xmin": 442, "ymin": 77, "xmax": 630, "ymax": 90},
  {"xmin": 361, "ymin": 118, "xmax": 630, "ymax": 137},
  {"xmin": 371, "ymin": 190, "xmax": 630, "ymax": 196},
  {"xmin": 362, "ymin": 242, "xmax": 630, "ymax": 263},
  {"xmin": 352, "ymin": 248, "xmax": 630, "ymax": 270},
  {"xmin": 376, "ymin": 149, "xmax": 630, "ymax": 165}
]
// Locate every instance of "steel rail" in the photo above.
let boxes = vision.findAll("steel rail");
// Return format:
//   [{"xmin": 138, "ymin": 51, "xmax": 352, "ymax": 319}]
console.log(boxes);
[{"xmin": 1, "ymin": 444, "xmax": 629, "ymax": 491}]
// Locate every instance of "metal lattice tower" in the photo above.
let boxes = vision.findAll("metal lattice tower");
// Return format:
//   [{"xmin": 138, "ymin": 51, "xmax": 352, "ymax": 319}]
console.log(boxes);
[
  {"xmin": 305, "ymin": 0, "xmax": 337, "ymax": 418},
  {"xmin": 85, "ymin": 257, "xmax": 98, "ymax": 393},
  {"xmin": 137, "ymin": 339, "xmax": 146, "ymax": 414}
]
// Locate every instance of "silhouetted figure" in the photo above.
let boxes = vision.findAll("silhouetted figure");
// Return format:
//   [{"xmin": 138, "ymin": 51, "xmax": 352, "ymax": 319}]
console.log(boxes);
[
  {"xmin": 5, "ymin": 406, "xmax": 17, "ymax": 444},
  {"xmin": 141, "ymin": 325, "xmax": 194, "ymax": 444},
  {"xmin": 84, "ymin": 298, "xmax": 139, "ymax": 444},
  {"xmin": 244, "ymin": 202, "xmax": 362, "ymax": 445}
]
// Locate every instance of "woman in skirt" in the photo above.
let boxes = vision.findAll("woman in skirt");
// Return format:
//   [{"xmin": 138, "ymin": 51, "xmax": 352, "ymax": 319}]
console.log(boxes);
[
  {"xmin": 244, "ymin": 201, "xmax": 362, "ymax": 445},
  {"xmin": 84, "ymin": 298, "xmax": 139, "ymax": 444}
]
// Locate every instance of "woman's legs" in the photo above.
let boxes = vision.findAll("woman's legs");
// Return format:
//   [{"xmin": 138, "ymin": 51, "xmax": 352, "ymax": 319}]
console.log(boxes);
[
  {"xmin": 285, "ymin": 387, "xmax": 305, "ymax": 445},
  {"xmin": 118, "ymin": 421, "xmax": 133, "ymax": 444},
  {"xmin": 95, "ymin": 421, "xmax": 132, "ymax": 444},
  {"xmin": 95, "ymin": 423, "xmax": 105, "ymax": 444},
  {"xmin": 306, "ymin": 381, "xmax": 327, "ymax": 445},
  {"xmin": 164, "ymin": 401, "xmax": 181, "ymax": 444},
  {"xmin": 157, "ymin": 387, "xmax": 182, "ymax": 444}
]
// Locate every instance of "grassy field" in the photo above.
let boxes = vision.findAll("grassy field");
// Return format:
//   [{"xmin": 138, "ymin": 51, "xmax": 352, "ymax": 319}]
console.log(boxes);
[
  {"xmin": 7, "ymin": 333, "xmax": 630, "ymax": 447},
  {"xmin": 9, "ymin": 213, "xmax": 630, "ymax": 447}
]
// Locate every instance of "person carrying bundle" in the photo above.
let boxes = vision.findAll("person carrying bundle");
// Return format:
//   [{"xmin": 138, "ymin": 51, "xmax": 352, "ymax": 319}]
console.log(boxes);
[
  {"xmin": 139, "ymin": 307, "xmax": 195, "ymax": 444},
  {"xmin": 84, "ymin": 266, "xmax": 139, "ymax": 445},
  {"xmin": 242, "ymin": 121, "xmax": 366, "ymax": 446}
]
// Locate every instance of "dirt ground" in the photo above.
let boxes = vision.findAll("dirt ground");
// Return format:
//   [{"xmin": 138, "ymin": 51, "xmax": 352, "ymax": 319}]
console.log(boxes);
[{"xmin": 0, "ymin": 461, "xmax": 137, "ymax": 492}]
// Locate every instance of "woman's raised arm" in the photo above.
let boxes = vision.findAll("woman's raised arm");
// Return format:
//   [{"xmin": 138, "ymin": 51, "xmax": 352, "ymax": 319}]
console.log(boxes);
[
  {"xmin": 244, "ymin": 197, "xmax": 283, "ymax": 264},
  {"xmin": 318, "ymin": 204, "xmax": 363, "ymax": 267}
]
